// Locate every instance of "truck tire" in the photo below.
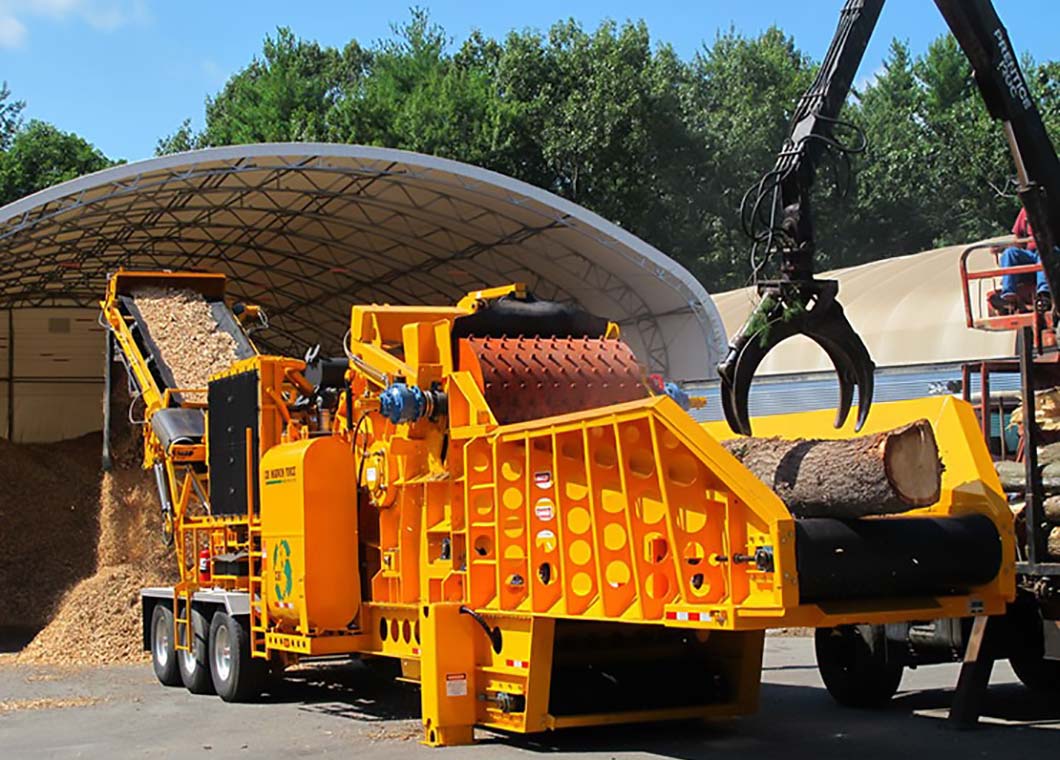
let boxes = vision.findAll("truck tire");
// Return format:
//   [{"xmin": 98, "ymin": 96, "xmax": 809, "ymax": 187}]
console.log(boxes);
[
  {"xmin": 1006, "ymin": 598, "xmax": 1060, "ymax": 693},
  {"xmin": 1010, "ymin": 652, "xmax": 1060, "ymax": 692},
  {"xmin": 150, "ymin": 604, "xmax": 181, "ymax": 687},
  {"xmin": 209, "ymin": 611, "xmax": 266, "ymax": 702},
  {"xmin": 815, "ymin": 625, "xmax": 903, "ymax": 707},
  {"xmin": 178, "ymin": 607, "xmax": 214, "ymax": 694}
]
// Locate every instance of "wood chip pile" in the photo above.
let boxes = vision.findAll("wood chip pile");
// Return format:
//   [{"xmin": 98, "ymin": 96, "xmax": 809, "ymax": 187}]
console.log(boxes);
[
  {"xmin": 9, "ymin": 289, "xmax": 239, "ymax": 665},
  {"xmin": 12, "ymin": 380, "xmax": 176, "ymax": 666},
  {"xmin": 130, "ymin": 286, "xmax": 242, "ymax": 403},
  {"xmin": 0, "ymin": 435, "xmax": 101, "ymax": 631}
]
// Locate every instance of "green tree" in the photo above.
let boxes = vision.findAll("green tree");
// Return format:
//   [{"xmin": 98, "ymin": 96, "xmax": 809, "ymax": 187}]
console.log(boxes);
[
  {"xmin": 838, "ymin": 33, "xmax": 1056, "ymax": 268},
  {"xmin": 0, "ymin": 120, "xmax": 115, "ymax": 206},
  {"xmin": 841, "ymin": 40, "xmax": 930, "ymax": 263},
  {"xmin": 328, "ymin": 10, "xmax": 512, "ymax": 165},
  {"xmin": 155, "ymin": 118, "xmax": 196, "ymax": 155},
  {"xmin": 0, "ymin": 82, "xmax": 24, "ymax": 151},
  {"xmin": 158, "ymin": 16, "xmax": 1060, "ymax": 292},
  {"xmin": 682, "ymin": 27, "xmax": 815, "ymax": 284},
  {"xmin": 489, "ymin": 20, "xmax": 703, "ymax": 253},
  {"xmin": 915, "ymin": 34, "xmax": 1014, "ymax": 244},
  {"xmin": 158, "ymin": 27, "xmax": 366, "ymax": 151}
]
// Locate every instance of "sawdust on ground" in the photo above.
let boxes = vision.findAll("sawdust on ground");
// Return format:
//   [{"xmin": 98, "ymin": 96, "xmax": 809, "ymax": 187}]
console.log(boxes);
[
  {"xmin": 130, "ymin": 286, "xmax": 241, "ymax": 403},
  {"xmin": 0, "ymin": 696, "xmax": 105, "ymax": 713},
  {"xmin": 8, "ymin": 288, "xmax": 241, "ymax": 666}
]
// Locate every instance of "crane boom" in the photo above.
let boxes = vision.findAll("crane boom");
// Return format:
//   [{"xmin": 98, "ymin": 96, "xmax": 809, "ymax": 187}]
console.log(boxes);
[{"xmin": 719, "ymin": 0, "xmax": 1060, "ymax": 436}]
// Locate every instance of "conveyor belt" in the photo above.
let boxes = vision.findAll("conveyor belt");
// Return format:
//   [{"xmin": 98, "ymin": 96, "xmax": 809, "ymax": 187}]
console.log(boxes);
[
  {"xmin": 796, "ymin": 513, "xmax": 1002, "ymax": 603},
  {"xmin": 118, "ymin": 293, "xmax": 254, "ymax": 405}
]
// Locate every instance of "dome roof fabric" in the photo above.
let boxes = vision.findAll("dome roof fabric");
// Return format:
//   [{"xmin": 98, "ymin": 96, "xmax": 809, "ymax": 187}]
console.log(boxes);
[{"xmin": 0, "ymin": 143, "xmax": 726, "ymax": 381}]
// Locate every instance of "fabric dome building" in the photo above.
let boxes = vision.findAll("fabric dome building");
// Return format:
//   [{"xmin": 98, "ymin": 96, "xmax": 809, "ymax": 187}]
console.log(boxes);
[{"xmin": 0, "ymin": 143, "xmax": 726, "ymax": 442}]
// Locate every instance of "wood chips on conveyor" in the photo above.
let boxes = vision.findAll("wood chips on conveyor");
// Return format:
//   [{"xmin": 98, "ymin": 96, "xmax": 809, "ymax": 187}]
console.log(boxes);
[{"xmin": 129, "ymin": 286, "xmax": 242, "ymax": 403}]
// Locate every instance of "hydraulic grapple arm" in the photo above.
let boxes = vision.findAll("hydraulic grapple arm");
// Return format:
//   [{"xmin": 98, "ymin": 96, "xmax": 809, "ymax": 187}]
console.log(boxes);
[
  {"xmin": 720, "ymin": 0, "xmax": 1060, "ymax": 436},
  {"xmin": 719, "ymin": 0, "xmax": 882, "ymax": 435}
]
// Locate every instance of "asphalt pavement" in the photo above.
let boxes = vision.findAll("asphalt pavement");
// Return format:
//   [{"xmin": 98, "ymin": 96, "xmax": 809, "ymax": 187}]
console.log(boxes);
[{"xmin": 0, "ymin": 636, "xmax": 1056, "ymax": 759}]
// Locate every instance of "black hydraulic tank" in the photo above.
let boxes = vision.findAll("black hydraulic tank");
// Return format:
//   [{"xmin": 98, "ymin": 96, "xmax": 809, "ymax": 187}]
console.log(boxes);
[{"xmin": 795, "ymin": 514, "xmax": 1001, "ymax": 603}]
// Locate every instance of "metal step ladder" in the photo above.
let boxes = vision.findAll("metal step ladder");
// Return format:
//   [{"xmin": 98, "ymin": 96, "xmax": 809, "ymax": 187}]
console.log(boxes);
[
  {"xmin": 248, "ymin": 529, "xmax": 268, "ymax": 658},
  {"xmin": 172, "ymin": 580, "xmax": 196, "ymax": 653}
]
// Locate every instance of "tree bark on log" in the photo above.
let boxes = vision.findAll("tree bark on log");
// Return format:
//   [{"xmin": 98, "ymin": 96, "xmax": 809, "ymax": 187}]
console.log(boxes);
[
  {"xmin": 722, "ymin": 419, "xmax": 943, "ymax": 519},
  {"xmin": 1038, "ymin": 441, "xmax": 1060, "ymax": 467},
  {"xmin": 1044, "ymin": 495, "xmax": 1060, "ymax": 523},
  {"xmin": 995, "ymin": 460, "xmax": 1060, "ymax": 493}
]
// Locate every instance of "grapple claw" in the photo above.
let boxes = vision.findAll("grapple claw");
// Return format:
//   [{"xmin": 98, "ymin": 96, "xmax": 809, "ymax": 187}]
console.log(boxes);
[{"xmin": 717, "ymin": 281, "xmax": 875, "ymax": 436}]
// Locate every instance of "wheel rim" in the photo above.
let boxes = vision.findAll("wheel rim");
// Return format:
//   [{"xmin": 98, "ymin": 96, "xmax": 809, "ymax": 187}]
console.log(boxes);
[
  {"xmin": 179, "ymin": 646, "xmax": 196, "ymax": 673},
  {"xmin": 153, "ymin": 613, "xmax": 170, "ymax": 668},
  {"xmin": 213, "ymin": 623, "xmax": 232, "ymax": 682}
]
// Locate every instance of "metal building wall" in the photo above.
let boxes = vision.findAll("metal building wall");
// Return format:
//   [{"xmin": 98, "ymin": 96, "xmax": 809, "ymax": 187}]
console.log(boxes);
[
  {"xmin": 687, "ymin": 362, "xmax": 1020, "ymax": 424},
  {"xmin": 1, "ymin": 308, "xmax": 104, "ymax": 442}
]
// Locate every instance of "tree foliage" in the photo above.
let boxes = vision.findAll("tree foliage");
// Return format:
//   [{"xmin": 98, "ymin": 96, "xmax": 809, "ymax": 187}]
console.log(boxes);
[
  {"xmin": 162, "ymin": 13, "xmax": 1060, "ymax": 291},
  {"xmin": 0, "ymin": 82, "xmax": 24, "ymax": 152},
  {"xmin": 3, "ymin": 12, "xmax": 1058, "ymax": 294},
  {"xmin": 0, "ymin": 120, "xmax": 115, "ymax": 205}
]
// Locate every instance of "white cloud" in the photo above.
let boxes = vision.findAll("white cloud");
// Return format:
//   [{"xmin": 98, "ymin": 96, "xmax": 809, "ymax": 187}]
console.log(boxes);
[
  {"xmin": 0, "ymin": 13, "xmax": 26, "ymax": 48},
  {"xmin": 0, "ymin": 0, "xmax": 148, "ymax": 46}
]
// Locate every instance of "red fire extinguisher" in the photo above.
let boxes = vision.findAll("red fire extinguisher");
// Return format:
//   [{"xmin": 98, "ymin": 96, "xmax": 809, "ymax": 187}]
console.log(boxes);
[{"xmin": 198, "ymin": 549, "xmax": 212, "ymax": 585}]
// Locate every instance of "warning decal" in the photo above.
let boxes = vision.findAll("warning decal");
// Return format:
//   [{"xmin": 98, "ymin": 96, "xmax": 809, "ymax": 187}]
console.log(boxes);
[{"xmin": 445, "ymin": 673, "xmax": 468, "ymax": 697}]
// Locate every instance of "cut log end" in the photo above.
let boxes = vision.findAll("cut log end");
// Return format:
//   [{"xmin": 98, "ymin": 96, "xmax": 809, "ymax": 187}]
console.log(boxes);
[{"xmin": 882, "ymin": 419, "xmax": 943, "ymax": 507}]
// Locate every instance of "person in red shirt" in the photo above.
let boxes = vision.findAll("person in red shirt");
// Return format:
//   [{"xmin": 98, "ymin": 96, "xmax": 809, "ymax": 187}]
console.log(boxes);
[
  {"xmin": 1012, "ymin": 206, "xmax": 1036, "ymax": 250},
  {"xmin": 993, "ymin": 206, "xmax": 1050, "ymax": 312}
]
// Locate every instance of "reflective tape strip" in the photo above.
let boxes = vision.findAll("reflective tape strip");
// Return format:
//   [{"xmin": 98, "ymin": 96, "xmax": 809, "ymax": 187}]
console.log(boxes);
[
  {"xmin": 665, "ymin": 611, "xmax": 710, "ymax": 622},
  {"xmin": 505, "ymin": 659, "xmax": 528, "ymax": 668}
]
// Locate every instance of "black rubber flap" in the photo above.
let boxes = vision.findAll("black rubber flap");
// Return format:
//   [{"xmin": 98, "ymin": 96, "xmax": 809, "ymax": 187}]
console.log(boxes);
[
  {"xmin": 451, "ymin": 293, "xmax": 611, "ymax": 341},
  {"xmin": 209, "ymin": 301, "xmax": 256, "ymax": 360},
  {"xmin": 118, "ymin": 294, "xmax": 179, "ymax": 400}
]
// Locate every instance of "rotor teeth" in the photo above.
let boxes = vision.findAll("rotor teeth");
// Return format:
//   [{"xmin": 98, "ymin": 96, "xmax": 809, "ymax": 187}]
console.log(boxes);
[{"xmin": 463, "ymin": 336, "xmax": 648, "ymax": 424}]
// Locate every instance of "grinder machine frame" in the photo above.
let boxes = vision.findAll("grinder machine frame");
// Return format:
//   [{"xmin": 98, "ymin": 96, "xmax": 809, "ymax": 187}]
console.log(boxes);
[{"xmin": 101, "ymin": 271, "xmax": 1013, "ymax": 746}]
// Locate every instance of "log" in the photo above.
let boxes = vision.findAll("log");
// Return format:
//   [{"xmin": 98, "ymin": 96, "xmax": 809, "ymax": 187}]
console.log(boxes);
[
  {"xmin": 1038, "ymin": 441, "xmax": 1060, "ymax": 467},
  {"xmin": 994, "ymin": 460, "xmax": 1060, "ymax": 493},
  {"xmin": 722, "ymin": 419, "xmax": 943, "ymax": 519},
  {"xmin": 1050, "ymin": 527, "xmax": 1060, "ymax": 558},
  {"xmin": 1045, "ymin": 495, "xmax": 1060, "ymax": 523}
]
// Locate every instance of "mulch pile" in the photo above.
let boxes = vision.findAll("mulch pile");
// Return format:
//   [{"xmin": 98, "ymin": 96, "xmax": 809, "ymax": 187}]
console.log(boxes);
[
  {"xmin": 0, "ymin": 434, "xmax": 101, "ymax": 631},
  {"xmin": 10, "ymin": 384, "xmax": 177, "ymax": 666},
  {"xmin": 4, "ymin": 287, "xmax": 245, "ymax": 666}
]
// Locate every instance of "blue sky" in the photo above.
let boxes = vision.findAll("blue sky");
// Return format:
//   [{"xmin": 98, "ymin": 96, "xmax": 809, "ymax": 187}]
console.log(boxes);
[{"xmin": 0, "ymin": 0, "xmax": 1052, "ymax": 161}]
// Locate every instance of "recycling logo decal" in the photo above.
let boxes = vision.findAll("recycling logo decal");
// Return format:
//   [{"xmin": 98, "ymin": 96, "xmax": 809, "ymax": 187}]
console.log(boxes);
[{"xmin": 272, "ymin": 539, "xmax": 293, "ymax": 601}]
